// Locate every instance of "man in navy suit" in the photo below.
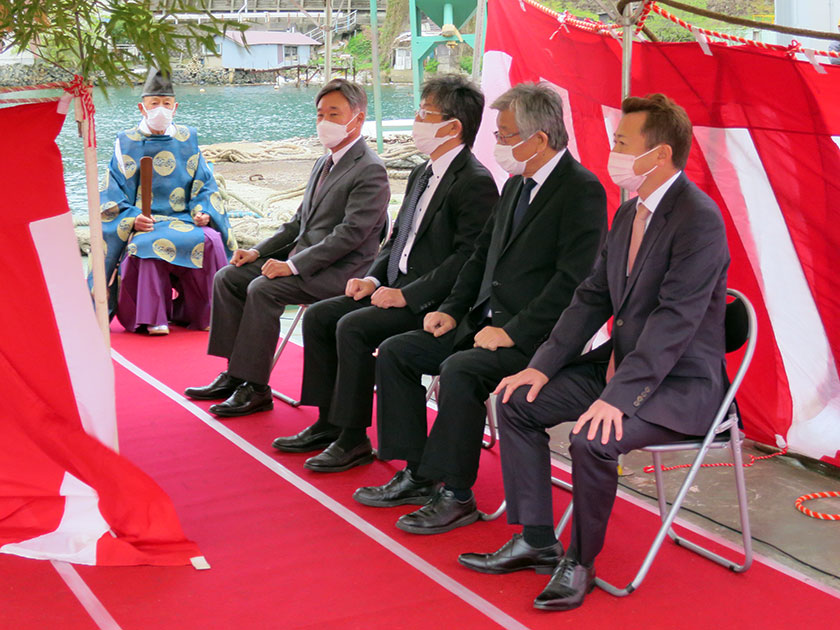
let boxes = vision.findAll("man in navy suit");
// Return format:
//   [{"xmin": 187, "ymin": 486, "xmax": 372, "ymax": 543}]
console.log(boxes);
[{"xmin": 459, "ymin": 93, "xmax": 730, "ymax": 612}]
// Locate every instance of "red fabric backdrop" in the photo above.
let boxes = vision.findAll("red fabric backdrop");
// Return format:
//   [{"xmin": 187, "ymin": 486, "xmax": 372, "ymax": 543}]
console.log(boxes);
[
  {"xmin": 0, "ymin": 101, "xmax": 201, "ymax": 565},
  {"xmin": 476, "ymin": 0, "xmax": 840, "ymax": 466}
]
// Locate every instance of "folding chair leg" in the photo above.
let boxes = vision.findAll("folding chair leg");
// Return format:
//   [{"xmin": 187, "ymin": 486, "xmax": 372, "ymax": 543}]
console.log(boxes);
[
  {"xmin": 482, "ymin": 394, "xmax": 498, "ymax": 449},
  {"xmin": 667, "ymin": 432, "xmax": 753, "ymax": 572},
  {"xmin": 270, "ymin": 306, "xmax": 306, "ymax": 407},
  {"xmin": 425, "ymin": 375, "xmax": 440, "ymax": 403},
  {"xmin": 651, "ymin": 451, "xmax": 679, "ymax": 544},
  {"xmin": 595, "ymin": 434, "xmax": 751, "ymax": 597},
  {"xmin": 479, "ymin": 499, "xmax": 507, "ymax": 521}
]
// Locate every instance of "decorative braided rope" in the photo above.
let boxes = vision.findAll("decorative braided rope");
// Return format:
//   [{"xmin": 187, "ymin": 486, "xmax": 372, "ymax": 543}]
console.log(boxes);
[
  {"xmin": 651, "ymin": 4, "xmax": 840, "ymax": 60},
  {"xmin": 0, "ymin": 75, "xmax": 96, "ymax": 147},
  {"xmin": 794, "ymin": 492, "xmax": 840, "ymax": 521},
  {"xmin": 634, "ymin": 0, "xmax": 656, "ymax": 35},
  {"xmin": 516, "ymin": 0, "xmax": 840, "ymax": 61},
  {"xmin": 643, "ymin": 447, "xmax": 788, "ymax": 473}
]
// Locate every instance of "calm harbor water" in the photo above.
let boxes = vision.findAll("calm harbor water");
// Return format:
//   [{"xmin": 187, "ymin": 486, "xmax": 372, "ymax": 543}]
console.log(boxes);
[{"xmin": 59, "ymin": 83, "xmax": 415, "ymax": 214}]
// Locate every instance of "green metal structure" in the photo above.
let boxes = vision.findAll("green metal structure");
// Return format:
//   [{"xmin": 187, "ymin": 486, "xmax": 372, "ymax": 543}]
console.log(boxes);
[
  {"xmin": 367, "ymin": 0, "xmax": 485, "ymax": 152},
  {"xmin": 409, "ymin": 0, "xmax": 478, "ymax": 106}
]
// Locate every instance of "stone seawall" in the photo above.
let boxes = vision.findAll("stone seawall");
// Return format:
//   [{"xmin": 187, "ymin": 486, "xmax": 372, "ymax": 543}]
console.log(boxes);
[{"xmin": 0, "ymin": 63, "xmax": 341, "ymax": 87}]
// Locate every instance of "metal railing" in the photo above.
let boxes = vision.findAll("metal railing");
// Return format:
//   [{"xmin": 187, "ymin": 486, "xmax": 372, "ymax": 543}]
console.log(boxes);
[{"xmin": 304, "ymin": 10, "xmax": 357, "ymax": 42}]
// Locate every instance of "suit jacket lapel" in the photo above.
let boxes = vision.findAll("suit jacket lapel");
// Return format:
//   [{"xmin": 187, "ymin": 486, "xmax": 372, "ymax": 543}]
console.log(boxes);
[
  {"xmin": 309, "ymin": 139, "xmax": 365, "ymax": 212},
  {"xmin": 501, "ymin": 151, "xmax": 572, "ymax": 256},
  {"xmin": 413, "ymin": 147, "xmax": 469, "ymax": 243},
  {"xmin": 298, "ymin": 154, "xmax": 325, "ymax": 227},
  {"xmin": 618, "ymin": 173, "xmax": 687, "ymax": 306},
  {"xmin": 608, "ymin": 200, "xmax": 635, "ymax": 305},
  {"xmin": 497, "ymin": 176, "xmax": 523, "ymax": 249}
]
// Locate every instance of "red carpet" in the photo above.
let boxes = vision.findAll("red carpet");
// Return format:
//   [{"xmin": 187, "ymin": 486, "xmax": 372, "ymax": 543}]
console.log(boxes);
[{"xmin": 2, "ymin": 323, "xmax": 839, "ymax": 629}]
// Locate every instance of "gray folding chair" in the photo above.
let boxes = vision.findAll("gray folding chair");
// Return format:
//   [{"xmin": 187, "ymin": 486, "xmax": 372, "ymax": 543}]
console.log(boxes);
[
  {"xmin": 270, "ymin": 304, "xmax": 307, "ymax": 406},
  {"xmin": 271, "ymin": 214, "xmax": 394, "ymax": 407},
  {"xmin": 554, "ymin": 288, "xmax": 757, "ymax": 596}
]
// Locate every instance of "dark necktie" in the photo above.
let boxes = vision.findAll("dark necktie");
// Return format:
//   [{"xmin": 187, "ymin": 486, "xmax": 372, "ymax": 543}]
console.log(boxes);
[
  {"xmin": 314, "ymin": 154, "xmax": 334, "ymax": 196},
  {"xmin": 511, "ymin": 177, "xmax": 537, "ymax": 234},
  {"xmin": 387, "ymin": 165, "xmax": 434, "ymax": 285}
]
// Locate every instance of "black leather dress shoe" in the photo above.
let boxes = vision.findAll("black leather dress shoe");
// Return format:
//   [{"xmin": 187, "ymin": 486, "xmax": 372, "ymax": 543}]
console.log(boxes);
[
  {"xmin": 208, "ymin": 383, "xmax": 273, "ymax": 417},
  {"xmin": 533, "ymin": 557, "xmax": 596, "ymax": 611},
  {"xmin": 303, "ymin": 439, "xmax": 374, "ymax": 473},
  {"xmin": 458, "ymin": 533, "xmax": 563, "ymax": 575},
  {"xmin": 395, "ymin": 487, "xmax": 479, "ymax": 535},
  {"xmin": 184, "ymin": 372, "xmax": 240, "ymax": 400},
  {"xmin": 272, "ymin": 425, "xmax": 341, "ymax": 453},
  {"xmin": 353, "ymin": 469, "xmax": 438, "ymax": 507}
]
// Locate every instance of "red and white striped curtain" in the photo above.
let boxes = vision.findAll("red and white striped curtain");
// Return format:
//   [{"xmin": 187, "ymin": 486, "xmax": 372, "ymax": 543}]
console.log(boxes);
[
  {"xmin": 475, "ymin": 0, "xmax": 840, "ymax": 467},
  {"xmin": 0, "ymin": 99, "xmax": 202, "ymax": 565}
]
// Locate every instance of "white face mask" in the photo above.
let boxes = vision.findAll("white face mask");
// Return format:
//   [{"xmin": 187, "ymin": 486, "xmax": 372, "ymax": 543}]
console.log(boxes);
[
  {"xmin": 493, "ymin": 135, "xmax": 536, "ymax": 176},
  {"xmin": 143, "ymin": 104, "xmax": 174, "ymax": 132},
  {"xmin": 412, "ymin": 119, "xmax": 456, "ymax": 155},
  {"xmin": 607, "ymin": 145, "xmax": 661, "ymax": 192},
  {"xmin": 316, "ymin": 114, "xmax": 359, "ymax": 149}
]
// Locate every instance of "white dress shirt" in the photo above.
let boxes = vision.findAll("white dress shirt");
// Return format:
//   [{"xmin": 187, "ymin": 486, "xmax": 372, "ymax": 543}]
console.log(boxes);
[
  {"xmin": 635, "ymin": 169, "xmax": 682, "ymax": 231},
  {"xmin": 397, "ymin": 144, "xmax": 464, "ymax": 274},
  {"xmin": 367, "ymin": 144, "xmax": 465, "ymax": 288},
  {"xmin": 525, "ymin": 147, "xmax": 566, "ymax": 203}
]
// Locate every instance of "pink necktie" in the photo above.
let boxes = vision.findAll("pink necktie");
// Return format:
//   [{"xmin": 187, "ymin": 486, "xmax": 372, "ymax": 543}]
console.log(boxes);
[{"xmin": 606, "ymin": 202, "xmax": 651, "ymax": 383}]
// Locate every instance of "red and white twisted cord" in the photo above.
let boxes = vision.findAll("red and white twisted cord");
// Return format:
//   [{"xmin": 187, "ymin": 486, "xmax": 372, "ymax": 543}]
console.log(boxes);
[
  {"xmin": 518, "ymin": 0, "xmax": 839, "ymax": 60},
  {"xmin": 794, "ymin": 492, "xmax": 840, "ymax": 521},
  {"xmin": 634, "ymin": 0, "xmax": 656, "ymax": 35},
  {"xmin": 651, "ymin": 3, "xmax": 840, "ymax": 60},
  {"xmin": 643, "ymin": 447, "xmax": 788, "ymax": 473}
]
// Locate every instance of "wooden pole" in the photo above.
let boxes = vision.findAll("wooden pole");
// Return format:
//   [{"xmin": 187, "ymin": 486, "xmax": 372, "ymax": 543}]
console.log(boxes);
[
  {"xmin": 76, "ymin": 97, "xmax": 110, "ymax": 347},
  {"xmin": 140, "ymin": 157, "xmax": 153, "ymax": 217}
]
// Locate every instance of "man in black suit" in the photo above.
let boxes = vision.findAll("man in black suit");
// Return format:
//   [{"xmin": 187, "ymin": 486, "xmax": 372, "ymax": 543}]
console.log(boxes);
[
  {"xmin": 459, "ymin": 94, "xmax": 730, "ymax": 612},
  {"xmin": 184, "ymin": 79, "xmax": 390, "ymax": 417},
  {"xmin": 353, "ymin": 83, "xmax": 607, "ymax": 536},
  {"xmin": 271, "ymin": 75, "xmax": 499, "ymax": 471}
]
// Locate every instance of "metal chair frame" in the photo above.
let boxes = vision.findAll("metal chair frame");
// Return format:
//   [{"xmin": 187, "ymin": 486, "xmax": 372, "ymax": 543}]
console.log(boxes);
[
  {"xmin": 553, "ymin": 288, "xmax": 758, "ymax": 597},
  {"xmin": 270, "ymin": 304, "xmax": 307, "ymax": 406},
  {"xmin": 269, "ymin": 214, "xmax": 394, "ymax": 408}
]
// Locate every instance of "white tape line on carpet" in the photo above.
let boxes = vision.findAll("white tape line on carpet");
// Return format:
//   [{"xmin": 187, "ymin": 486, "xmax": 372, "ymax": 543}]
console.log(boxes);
[
  {"xmin": 51, "ymin": 561, "xmax": 124, "ymax": 630},
  {"xmin": 111, "ymin": 349, "xmax": 530, "ymax": 630}
]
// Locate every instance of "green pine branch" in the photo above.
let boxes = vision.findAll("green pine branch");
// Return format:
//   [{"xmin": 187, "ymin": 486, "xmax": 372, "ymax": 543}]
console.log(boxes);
[{"xmin": 0, "ymin": 0, "xmax": 248, "ymax": 90}]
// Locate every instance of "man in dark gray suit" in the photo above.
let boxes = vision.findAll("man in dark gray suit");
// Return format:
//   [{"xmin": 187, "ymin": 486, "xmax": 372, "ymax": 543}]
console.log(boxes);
[
  {"xmin": 184, "ymin": 79, "xmax": 390, "ymax": 417},
  {"xmin": 353, "ymin": 83, "xmax": 606, "ymax": 536},
  {"xmin": 271, "ymin": 75, "xmax": 499, "ymax": 472},
  {"xmin": 459, "ymin": 94, "xmax": 730, "ymax": 612}
]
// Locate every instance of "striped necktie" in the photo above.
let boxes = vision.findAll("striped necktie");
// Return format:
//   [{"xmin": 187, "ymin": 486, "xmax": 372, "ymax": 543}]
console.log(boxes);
[{"xmin": 313, "ymin": 154, "xmax": 334, "ymax": 196}]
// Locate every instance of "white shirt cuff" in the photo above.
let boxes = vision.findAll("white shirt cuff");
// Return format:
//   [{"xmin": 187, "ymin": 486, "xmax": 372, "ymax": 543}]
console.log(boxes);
[
  {"xmin": 286, "ymin": 259, "xmax": 299, "ymax": 275},
  {"xmin": 364, "ymin": 275, "xmax": 381, "ymax": 288}
]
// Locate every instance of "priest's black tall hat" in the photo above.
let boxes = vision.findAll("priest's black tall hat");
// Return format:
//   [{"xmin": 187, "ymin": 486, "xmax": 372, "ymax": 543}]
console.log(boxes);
[{"xmin": 141, "ymin": 67, "xmax": 175, "ymax": 97}]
